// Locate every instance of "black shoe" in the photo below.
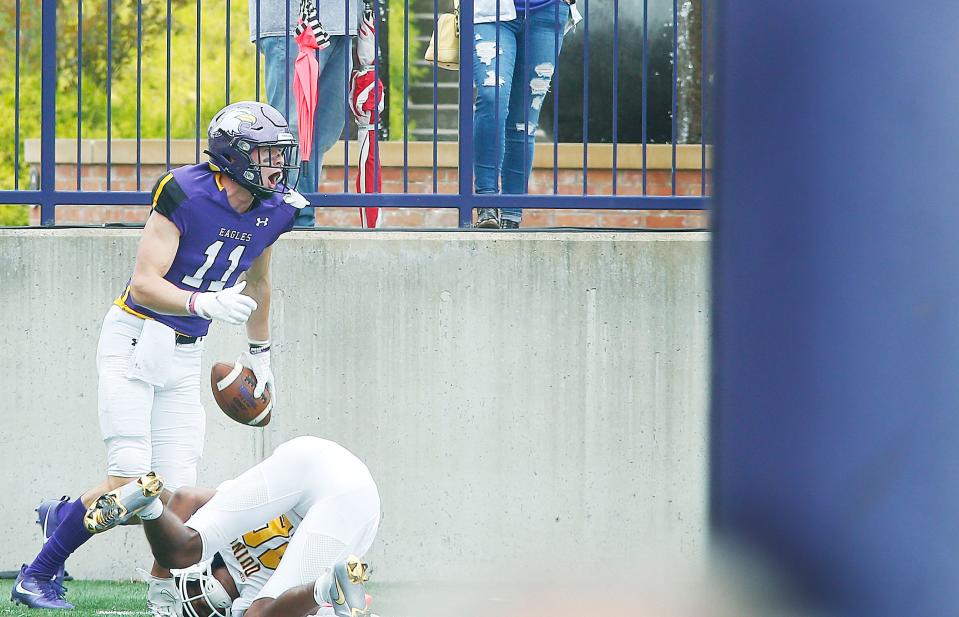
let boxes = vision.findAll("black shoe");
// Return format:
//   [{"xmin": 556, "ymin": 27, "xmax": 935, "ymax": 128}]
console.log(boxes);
[
  {"xmin": 500, "ymin": 218, "xmax": 520, "ymax": 229},
  {"xmin": 475, "ymin": 208, "xmax": 500, "ymax": 229}
]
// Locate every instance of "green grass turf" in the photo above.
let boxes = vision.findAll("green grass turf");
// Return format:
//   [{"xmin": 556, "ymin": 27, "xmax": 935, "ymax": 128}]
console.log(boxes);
[
  {"xmin": 0, "ymin": 580, "xmax": 149, "ymax": 617},
  {"xmin": 0, "ymin": 581, "xmax": 404, "ymax": 617}
]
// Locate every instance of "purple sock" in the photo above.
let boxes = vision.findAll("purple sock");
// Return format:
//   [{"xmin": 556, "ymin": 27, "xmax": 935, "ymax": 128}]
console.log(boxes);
[{"xmin": 25, "ymin": 499, "xmax": 92, "ymax": 579}]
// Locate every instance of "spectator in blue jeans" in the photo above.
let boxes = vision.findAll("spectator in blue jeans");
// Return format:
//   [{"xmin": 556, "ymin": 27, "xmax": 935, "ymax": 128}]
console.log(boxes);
[
  {"xmin": 472, "ymin": 0, "xmax": 581, "ymax": 229},
  {"xmin": 250, "ymin": 0, "xmax": 360, "ymax": 227}
]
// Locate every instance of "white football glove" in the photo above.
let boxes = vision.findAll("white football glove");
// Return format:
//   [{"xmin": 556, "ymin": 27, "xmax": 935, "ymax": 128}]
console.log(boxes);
[
  {"xmin": 283, "ymin": 189, "xmax": 310, "ymax": 209},
  {"xmin": 241, "ymin": 340, "xmax": 275, "ymax": 400},
  {"xmin": 190, "ymin": 281, "xmax": 258, "ymax": 325}
]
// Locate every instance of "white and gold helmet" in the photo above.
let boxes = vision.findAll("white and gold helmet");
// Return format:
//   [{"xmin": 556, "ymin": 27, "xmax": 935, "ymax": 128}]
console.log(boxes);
[{"xmin": 176, "ymin": 560, "xmax": 233, "ymax": 617}]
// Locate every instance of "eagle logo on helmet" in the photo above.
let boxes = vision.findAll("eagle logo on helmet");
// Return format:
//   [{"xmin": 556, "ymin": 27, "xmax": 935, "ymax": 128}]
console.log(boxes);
[
  {"xmin": 210, "ymin": 108, "xmax": 258, "ymax": 137},
  {"xmin": 205, "ymin": 101, "xmax": 299, "ymax": 198}
]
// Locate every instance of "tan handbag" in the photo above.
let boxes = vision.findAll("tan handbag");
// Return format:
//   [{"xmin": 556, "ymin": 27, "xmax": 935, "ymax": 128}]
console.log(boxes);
[{"xmin": 424, "ymin": 0, "xmax": 459, "ymax": 70}]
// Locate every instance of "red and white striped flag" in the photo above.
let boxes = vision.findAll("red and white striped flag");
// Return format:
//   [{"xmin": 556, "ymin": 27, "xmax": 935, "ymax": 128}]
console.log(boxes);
[{"xmin": 349, "ymin": 1, "xmax": 383, "ymax": 228}]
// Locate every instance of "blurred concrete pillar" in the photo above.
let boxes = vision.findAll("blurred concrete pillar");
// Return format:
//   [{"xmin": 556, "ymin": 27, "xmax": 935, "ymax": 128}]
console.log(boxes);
[{"xmin": 713, "ymin": 3, "xmax": 959, "ymax": 616}]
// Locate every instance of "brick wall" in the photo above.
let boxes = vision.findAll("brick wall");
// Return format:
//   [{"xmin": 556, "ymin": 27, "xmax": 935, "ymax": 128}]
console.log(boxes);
[{"xmin": 25, "ymin": 140, "xmax": 711, "ymax": 229}]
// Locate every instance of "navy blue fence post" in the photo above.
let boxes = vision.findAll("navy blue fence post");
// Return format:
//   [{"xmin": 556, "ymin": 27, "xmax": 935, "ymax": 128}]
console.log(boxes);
[
  {"xmin": 641, "ymin": 0, "xmax": 648, "ymax": 195},
  {"xmin": 166, "ymin": 0, "xmax": 172, "ymax": 170},
  {"xmin": 670, "ymin": 0, "xmax": 677, "ymax": 196},
  {"xmin": 458, "ymin": 0, "xmax": 475, "ymax": 228},
  {"xmin": 76, "ymin": 0, "xmax": 82, "ymax": 190},
  {"xmin": 15, "ymin": 0, "xmax": 21, "ymax": 191},
  {"xmin": 226, "ymin": 0, "xmax": 231, "ymax": 106},
  {"xmin": 284, "ymin": 3, "xmax": 290, "ymax": 124},
  {"xmin": 612, "ymin": 0, "xmax": 619, "ymax": 196},
  {"xmin": 403, "ymin": 0, "xmax": 410, "ymax": 193},
  {"xmin": 431, "ymin": 0, "xmax": 439, "ymax": 195},
  {"xmin": 136, "ymin": 0, "xmax": 143, "ymax": 190},
  {"xmin": 40, "ymin": 0, "xmax": 57, "ymax": 225},
  {"xmin": 372, "ymin": 0, "xmax": 381, "ymax": 199},
  {"xmin": 521, "ymin": 3, "xmax": 529, "ymax": 201},
  {"xmin": 196, "ymin": 0, "xmax": 202, "ymax": 164},
  {"xmin": 255, "ymin": 0, "xmax": 261, "ymax": 101},
  {"xmin": 342, "ymin": 0, "xmax": 350, "ymax": 194},
  {"xmin": 581, "ymin": 0, "xmax": 589, "ymax": 195},
  {"xmin": 700, "ymin": 0, "xmax": 707, "ymax": 194},
  {"xmin": 494, "ymin": 0, "xmax": 500, "ymax": 196},
  {"xmin": 551, "ymin": 0, "xmax": 559, "ymax": 195},
  {"xmin": 107, "ymin": 0, "xmax": 113, "ymax": 190}
]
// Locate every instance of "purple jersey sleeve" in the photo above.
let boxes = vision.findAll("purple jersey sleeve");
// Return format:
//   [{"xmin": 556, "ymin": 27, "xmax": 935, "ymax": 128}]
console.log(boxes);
[{"xmin": 151, "ymin": 172, "xmax": 191, "ymax": 234}]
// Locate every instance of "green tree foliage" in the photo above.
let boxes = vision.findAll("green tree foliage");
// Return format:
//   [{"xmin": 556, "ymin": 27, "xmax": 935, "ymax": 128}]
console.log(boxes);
[
  {"xmin": 386, "ymin": 0, "xmax": 427, "ymax": 138},
  {"xmin": 1, "ymin": 1, "xmax": 189, "ymax": 188},
  {"xmin": 0, "ymin": 0, "xmax": 425, "ymax": 226},
  {"xmin": 0, "ymin": 205, "xmax": 29, "ymax": 226},
  {"xmin": 0, "ymin": 0, "xmax": 265, "ymax": 195}
]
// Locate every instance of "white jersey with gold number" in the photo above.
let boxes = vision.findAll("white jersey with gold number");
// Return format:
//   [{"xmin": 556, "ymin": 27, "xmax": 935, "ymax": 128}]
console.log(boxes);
[
  {"xmin": 221, "ymin": 512, "xmax": 302, "ymax": 614},
  {"xmin": 185, "ymin": 436, "xmax": 381, "ymax": 616}
]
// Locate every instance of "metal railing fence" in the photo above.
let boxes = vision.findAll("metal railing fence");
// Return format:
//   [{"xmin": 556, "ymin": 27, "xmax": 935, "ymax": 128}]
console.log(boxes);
[{"xmin": 0, "ymin": 0, "xmax": 710, "ymax": 227}]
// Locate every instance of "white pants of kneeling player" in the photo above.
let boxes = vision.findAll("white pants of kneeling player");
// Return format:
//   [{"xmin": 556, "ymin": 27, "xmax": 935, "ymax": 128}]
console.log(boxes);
[
  {"xmin": 97, "ymin": 305, "xmax": 205, "ymax": 491},
  {"xmin": 185, "ymin": 436, "xmax": 381, "ymax": 609}
]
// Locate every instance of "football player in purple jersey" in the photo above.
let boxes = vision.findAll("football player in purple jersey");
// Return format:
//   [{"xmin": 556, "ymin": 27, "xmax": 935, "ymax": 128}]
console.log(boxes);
[{"xmin": 12, "ymin": 102, "xmax": 310, "ymax": 612}]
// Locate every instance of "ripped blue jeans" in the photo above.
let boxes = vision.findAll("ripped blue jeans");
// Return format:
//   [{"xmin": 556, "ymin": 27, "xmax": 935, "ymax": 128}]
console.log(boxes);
[{"xmin": 472, "ymin": 3, "xmax": 569, "ymax": 222}]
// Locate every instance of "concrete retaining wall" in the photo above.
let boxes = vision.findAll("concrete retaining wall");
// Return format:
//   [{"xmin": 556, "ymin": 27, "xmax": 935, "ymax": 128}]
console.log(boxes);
[{"xmin": 0, "ymin": 229, "xmax": 710, "ymax": 582}]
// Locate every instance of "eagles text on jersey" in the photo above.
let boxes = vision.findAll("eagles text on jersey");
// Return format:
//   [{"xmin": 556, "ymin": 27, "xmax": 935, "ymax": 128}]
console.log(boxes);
[{"xmin": 114, "ymin": 163, "xmax": 300, "ymax": 337}]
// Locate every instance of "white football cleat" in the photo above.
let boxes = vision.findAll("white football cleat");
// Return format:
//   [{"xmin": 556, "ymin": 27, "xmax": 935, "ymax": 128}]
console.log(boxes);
[
  {"xmin": 140, "ymin": 570, "xmax": 182, "ymax": 617},
  {"xmin": 315, "ymin": 556, "xmax": 370, "ymax": 617}
]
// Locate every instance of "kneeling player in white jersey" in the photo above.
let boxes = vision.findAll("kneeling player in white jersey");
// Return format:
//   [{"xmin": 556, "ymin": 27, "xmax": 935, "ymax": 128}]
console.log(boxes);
[{"xmin": 88, "ymin": 436, "xmax": 381, "ymax": 617}]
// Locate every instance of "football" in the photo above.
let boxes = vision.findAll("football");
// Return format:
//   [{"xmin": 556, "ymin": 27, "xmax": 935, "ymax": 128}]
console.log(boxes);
[{"xmin": 210, "ymin": 361, "xmax": 273, "ymax": 427}]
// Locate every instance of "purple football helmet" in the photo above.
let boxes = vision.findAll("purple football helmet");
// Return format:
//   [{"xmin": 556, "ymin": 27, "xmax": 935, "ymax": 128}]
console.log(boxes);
[{"xmin": 205, "ymin": 102, "xmax": 299, "ymax": 198}]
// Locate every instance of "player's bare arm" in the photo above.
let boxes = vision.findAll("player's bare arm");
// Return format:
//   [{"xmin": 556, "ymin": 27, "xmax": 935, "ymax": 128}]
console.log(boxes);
[
  {"xmin": 243, "ymin": 246, "xmax": 274, "ymax": 342},
  {"xmin": 239, "ymin": 246, "xmax": 277, "ymax": 400},
  {"xmin": 142, "ymin": 505, "xmax": 205, "ymax": 570},
  {"xmin": 149, "ymin": 487, "xmax": 217, "ymax": 579},
  {"xmin": 129, "ymin": 212, "xmax": 192, "ymax": 315},
  {"xmin": 245, "ymin": 581, "xmax": 317, "ymax": 617}
]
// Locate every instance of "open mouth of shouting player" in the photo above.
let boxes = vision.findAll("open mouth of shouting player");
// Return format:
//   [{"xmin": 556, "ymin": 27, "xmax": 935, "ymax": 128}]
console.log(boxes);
[{"xmin": 253, "ymin": 145, "xmax": 295, "ymax": 193}]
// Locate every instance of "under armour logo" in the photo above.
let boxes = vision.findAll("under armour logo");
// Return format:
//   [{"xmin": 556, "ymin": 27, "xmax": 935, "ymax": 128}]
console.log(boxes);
[{"xmin": 256, "ymin": 217, "xmax": 269, "ymax": 227}]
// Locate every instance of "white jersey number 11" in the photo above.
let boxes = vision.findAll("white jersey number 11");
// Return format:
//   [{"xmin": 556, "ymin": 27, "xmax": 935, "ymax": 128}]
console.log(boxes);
[{"xmin": 182, "ymin": 241, "xmax": 245, "ymax": 291}]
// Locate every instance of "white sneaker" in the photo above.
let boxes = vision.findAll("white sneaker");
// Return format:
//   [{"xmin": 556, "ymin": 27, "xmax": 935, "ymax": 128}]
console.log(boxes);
[{"xmin": 140, "ymin": 570, "xmax": 182, "ymax": 617}]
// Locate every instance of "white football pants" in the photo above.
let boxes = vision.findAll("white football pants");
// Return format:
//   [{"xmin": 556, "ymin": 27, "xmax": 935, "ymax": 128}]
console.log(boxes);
[
  {"xmin": 185, "ymin": 436, "xmax": 381, "ymax": 602},
  {"xmin": 97, "ymin": 305, "xmax": 205, "ymax": 491}
]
